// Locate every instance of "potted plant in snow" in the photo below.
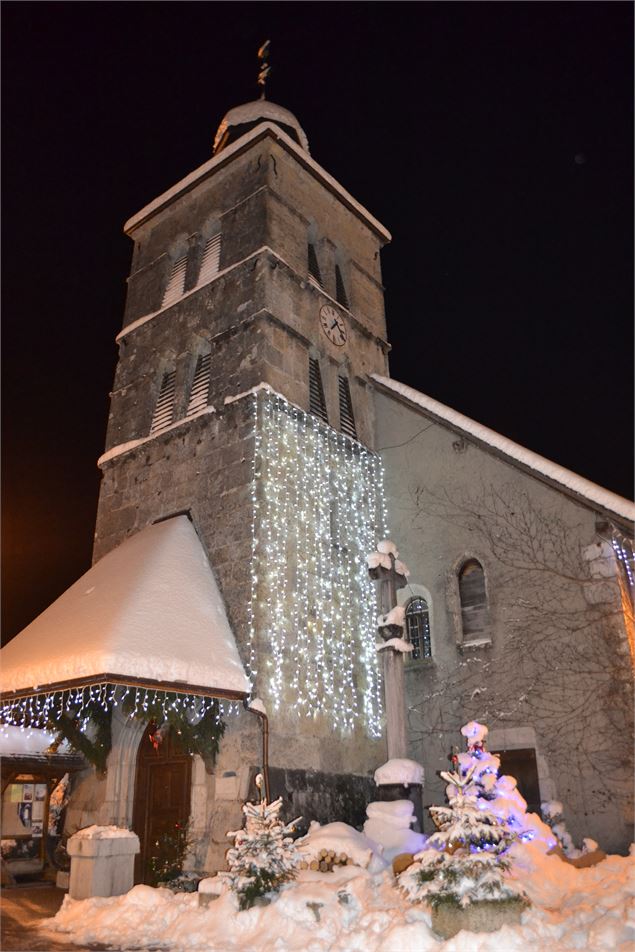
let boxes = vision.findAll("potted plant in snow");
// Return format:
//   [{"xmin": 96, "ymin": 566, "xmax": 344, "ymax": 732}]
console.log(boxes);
[{"xmin": 399, "ymin": 766, "xmax": 528, "ymax": 939}]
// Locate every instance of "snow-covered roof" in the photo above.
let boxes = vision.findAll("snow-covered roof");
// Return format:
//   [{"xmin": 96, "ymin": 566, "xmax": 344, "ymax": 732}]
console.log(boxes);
[
  {"xmin": 213, "ymin": 100, "xmax": 310, "ymax": 153},
  {"xmin": 0, "ymin": 516, "xmax": 251, "ymax": 698},
  {"xmin": 0, "ymin": 725, "xmax": 68, "ymax": 756},
  {"xmin": 124, "ymin": 122, "xmax": 391, "ymax": 242},
  {"xmin": 372, "ymin": 375, "xmax": 635, "ymax": 525}
]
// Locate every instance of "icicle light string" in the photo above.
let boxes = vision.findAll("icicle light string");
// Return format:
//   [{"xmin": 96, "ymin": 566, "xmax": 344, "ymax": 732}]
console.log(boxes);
[
  {"xmin": 0, "ymin": 684, "xmax": 240, "ymax": 732},
  {"xmin": 612, "ymin": 537, "xmax": 634, "ymax": 591},
  {"xmin": 247, "ymin": 390, "xmax": 385, "ymax": 737}
]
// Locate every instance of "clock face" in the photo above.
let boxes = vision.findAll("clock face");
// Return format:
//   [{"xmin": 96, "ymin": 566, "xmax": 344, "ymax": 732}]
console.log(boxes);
[{"xmin": 319, "ymin": 304, "xmax": 347, "ymax": 347}]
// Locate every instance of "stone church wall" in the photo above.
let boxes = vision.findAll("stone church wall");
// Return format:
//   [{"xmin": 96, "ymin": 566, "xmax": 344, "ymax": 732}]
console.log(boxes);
[{"xmin": 374, "ymin": 387, "xmax": 634, "ymax": 855}]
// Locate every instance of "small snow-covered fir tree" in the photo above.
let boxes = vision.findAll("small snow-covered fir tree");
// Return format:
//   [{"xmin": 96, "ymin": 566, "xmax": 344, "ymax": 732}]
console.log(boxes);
[
  {"xmin": 446, "ymin": 721, "xmax": 555, "ymax": 850},
  {"xmin": 400, "ymin": 767, "xmax": 526, "ymax": 908},
  {"xmin": 226, "ymin": 774, "xmax": 301, "ymax": 910}
]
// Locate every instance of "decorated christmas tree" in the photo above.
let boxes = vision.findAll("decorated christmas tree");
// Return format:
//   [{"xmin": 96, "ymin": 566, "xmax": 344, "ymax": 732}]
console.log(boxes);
[
  {"xmin": 226, "ymin": 775, "xmax": 301, "ymax": 910},
  {"xmin": 447, "ymin": 721, "xmax": 555, "ymax": 850},
  {"xmin": 400, "ymin": 766, "xmax": 526, "ymax": 908}
]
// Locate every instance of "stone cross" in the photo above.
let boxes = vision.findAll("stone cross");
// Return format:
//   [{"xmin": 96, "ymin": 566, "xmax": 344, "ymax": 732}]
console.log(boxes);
[{"xmin": 368, "ymin": 544, "xmax": 409, "ymax": 760}]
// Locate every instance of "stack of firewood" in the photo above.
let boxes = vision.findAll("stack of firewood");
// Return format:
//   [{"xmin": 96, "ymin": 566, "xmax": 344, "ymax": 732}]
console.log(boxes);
[{"xmin": 298, "ymin": 849, "xmax": 353, "ymax": 872}]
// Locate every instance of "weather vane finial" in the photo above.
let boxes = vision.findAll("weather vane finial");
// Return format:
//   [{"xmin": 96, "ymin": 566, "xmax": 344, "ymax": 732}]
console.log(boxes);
[{"xmin": 257, "ymin": 39, "xmax": 271, "ymax": 100}]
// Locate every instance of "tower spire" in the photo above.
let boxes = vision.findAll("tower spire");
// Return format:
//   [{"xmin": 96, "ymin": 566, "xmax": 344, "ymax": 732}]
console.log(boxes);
[{"xmin": 257, "ymin": 39, "xmax": 271, "ymax": 100}]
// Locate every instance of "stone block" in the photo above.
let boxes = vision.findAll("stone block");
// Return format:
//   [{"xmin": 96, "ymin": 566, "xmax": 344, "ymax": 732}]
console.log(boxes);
[
  {"xmin": 67, "ymin": 829, "xmax": 139, "ymax": 899},
  {"xmin": 431, "ymin": 898, "xmax": 526, "ymax": 940}
]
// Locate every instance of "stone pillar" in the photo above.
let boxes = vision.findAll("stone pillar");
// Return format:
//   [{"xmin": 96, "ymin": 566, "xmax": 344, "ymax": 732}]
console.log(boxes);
[
  {"xmin": 382, "ymin": 648, "xmax": 408, "ymax": 760},
  {"xmin": 67, "ymin": 828, "xmax": 139, "ymax": 899},
  {"xmin": 368, "ymin": 543, "xmax": 410, "ymax": 760}
]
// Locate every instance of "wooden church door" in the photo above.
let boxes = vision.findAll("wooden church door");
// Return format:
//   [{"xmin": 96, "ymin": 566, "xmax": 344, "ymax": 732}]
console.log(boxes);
[{"xmin": 132, "ymin": 723, "xmax": 192, "ymax": 885}]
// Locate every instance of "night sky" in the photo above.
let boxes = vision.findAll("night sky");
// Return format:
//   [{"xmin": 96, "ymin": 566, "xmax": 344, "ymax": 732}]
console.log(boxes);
[{"xmin": 2, "ymin": 2, "xmax": 633, "ymax": 643}]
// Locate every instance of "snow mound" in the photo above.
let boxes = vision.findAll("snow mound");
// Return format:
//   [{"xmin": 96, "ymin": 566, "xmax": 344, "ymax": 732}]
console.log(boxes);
[
  {"xmin": 364, "ymin": 800, "xmax": 427, "ymax": 861},
  {"xmin": 367, "ymin": 800, "xmax": 416, "ymax": 823},
  {"xmin": 47, "ymin": 846, "xmax": 635, "ymax": 952},
  {"xmin": 198, "ymin": 874, "xmax": 229, "ymax": 896},
  {"xmin": 295, "ymin": 821, "xmax": 386, "ymax": 871},
  {"xmin": 374, "ymin": 758, "xmax": 424, "ymax": 786}
]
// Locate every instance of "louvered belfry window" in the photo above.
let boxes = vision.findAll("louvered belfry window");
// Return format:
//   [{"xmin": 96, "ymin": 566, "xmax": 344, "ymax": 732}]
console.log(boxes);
[
  {"xmin": 335, "ymin": 265, "xmax": 350, "ymax": 309},
  {"xmin": 162, "ymin": 256, "xmax": 188, "ymax": 309},
  {"xmin": 307, "ymin": 243, "xmax": 324, "ymax": 290},
  {"xmin": 406, "ymin": 597, "xmax": 432, "ymax": 660},
  {"xmin": 150, "ymin": 371, "xmax": 177, "ymax": 434},
  {"xmin": 186, "ymin": 353, "xmax": 211, "ymax": 416},
  {"xmin": 197, "ymin": 233, "xmax": 222, "ymax": 287},
  {"xmin": 338, "ymin": 376, "xmax": 357, "ymax": 439},
  {"xmin": 309, "ymin": 357, "xmax": 329, "ymax": 423},
  {"xmin": 458, "ymin": 559, "xmax": 488, "ymax": 640}
]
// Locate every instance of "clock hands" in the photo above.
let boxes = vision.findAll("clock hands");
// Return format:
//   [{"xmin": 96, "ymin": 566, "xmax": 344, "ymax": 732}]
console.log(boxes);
[{"xmin": 320, "ymin": 305, "xmax": 347, "ymax": 345}]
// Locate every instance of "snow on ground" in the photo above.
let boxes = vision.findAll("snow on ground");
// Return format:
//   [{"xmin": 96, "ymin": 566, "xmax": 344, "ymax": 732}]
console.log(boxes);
[{"xmin": 47, "ymin": 843, "xmax": 634, "ymax": 951}]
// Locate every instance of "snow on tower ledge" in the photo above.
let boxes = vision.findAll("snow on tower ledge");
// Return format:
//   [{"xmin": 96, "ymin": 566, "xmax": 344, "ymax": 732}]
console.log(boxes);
[
  {"xmin": 372, "ymin": 375, "xmax": 635, "ymax": 524},
  {"xmin": 0, "ymin": 516, "xmax": 251, "ymax": 697}
]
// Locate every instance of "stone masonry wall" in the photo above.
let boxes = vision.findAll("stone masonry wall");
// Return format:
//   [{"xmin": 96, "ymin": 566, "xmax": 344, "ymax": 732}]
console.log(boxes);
[{"xmin": 374, "ymin": 386, "xmax": 634, "ymax": 854}]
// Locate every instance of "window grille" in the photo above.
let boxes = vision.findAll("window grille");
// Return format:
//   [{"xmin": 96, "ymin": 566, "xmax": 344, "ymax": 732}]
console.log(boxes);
[
  {"xmin": 185, "ymin": 353, "xmax": 211, "ymax": 416},
  {"xmin": 161, "ymin": 256, "xmax": 188, "ymax": 309},
  {"xmin": 338, "ymin": 376, "xmax": 357, "ymax": 439},
  {"xmin": 335, "ymin": 265, "xmax": 350, "ymax": 309},
  {"xmin": 308, "ymin": 243, "xmax": 324, "ymax": 290},
  {"xmin": 150, "ymin": 370, "xmax": 177, "ymax": 434},
  {"xmin": 405, "ymin": 597, "xmax": 432, "ymax": 660},
  {"xmin": 458, "ymin": 559, "xmax": 488, "ymax": 639},
  {"xmin": 197, "ymin": 233, "xmax": 222, "ymax": 287},
  {"xmin": 309, "ymin": 357, "xmax": 328, "ymax": 423}
]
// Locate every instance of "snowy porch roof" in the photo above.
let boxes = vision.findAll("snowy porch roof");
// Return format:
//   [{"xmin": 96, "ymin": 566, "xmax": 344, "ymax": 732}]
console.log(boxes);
[
  {"xmin": 0, "ymin": 516, "xmax": 251, "ymax": 700},
  {"xmin": 372, "ymin": 375, "xmax": 635, "ymax": 527}
]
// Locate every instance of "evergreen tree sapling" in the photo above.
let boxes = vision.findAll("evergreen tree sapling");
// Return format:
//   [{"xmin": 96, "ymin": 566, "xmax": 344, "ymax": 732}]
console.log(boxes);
[
  {"xmin": 400, "ymin": 766, "xmax": 527, "ymax": 908},
  {"xmin": 226, "ymin": 774, "xmax": 301, "ymax": 910},
  {"xmin": 447, "ymin": 721, "xmax": 555, "ymax": 849}
]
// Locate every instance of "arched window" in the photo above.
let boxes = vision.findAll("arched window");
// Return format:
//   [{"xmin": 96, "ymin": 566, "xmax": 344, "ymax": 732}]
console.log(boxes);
[
  {"xmin": 458, "ymin": 559, "xmax": 488, "ymax": 640},
  {"xmin": 405, "ymin": 597, "xmax": 431, "ymax": 660}
]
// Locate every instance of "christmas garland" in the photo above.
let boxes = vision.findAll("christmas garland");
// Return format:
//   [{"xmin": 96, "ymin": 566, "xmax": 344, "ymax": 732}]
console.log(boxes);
[
  {"xmin": 121, "ymin": 692, "xmax": 226, "ymax": 774},
  {"xmin": 42, "ymin": 688, "xmax": 225, "ymax": 775},
  {"xmin": 46, "ymin": 694, "xmax": 113, "ymax": 774}
]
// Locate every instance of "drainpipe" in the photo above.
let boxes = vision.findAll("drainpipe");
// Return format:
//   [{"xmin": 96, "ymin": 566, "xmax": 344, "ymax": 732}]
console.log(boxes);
[{"xmin": 244, "ymin": 701, "xmax": 270, "ymax": 802}]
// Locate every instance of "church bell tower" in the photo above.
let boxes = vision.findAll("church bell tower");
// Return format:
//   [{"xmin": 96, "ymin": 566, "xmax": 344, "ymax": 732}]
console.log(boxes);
[{"xmin": 94, "ymin": 97, "xmax": 393, "ymax": 839}]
